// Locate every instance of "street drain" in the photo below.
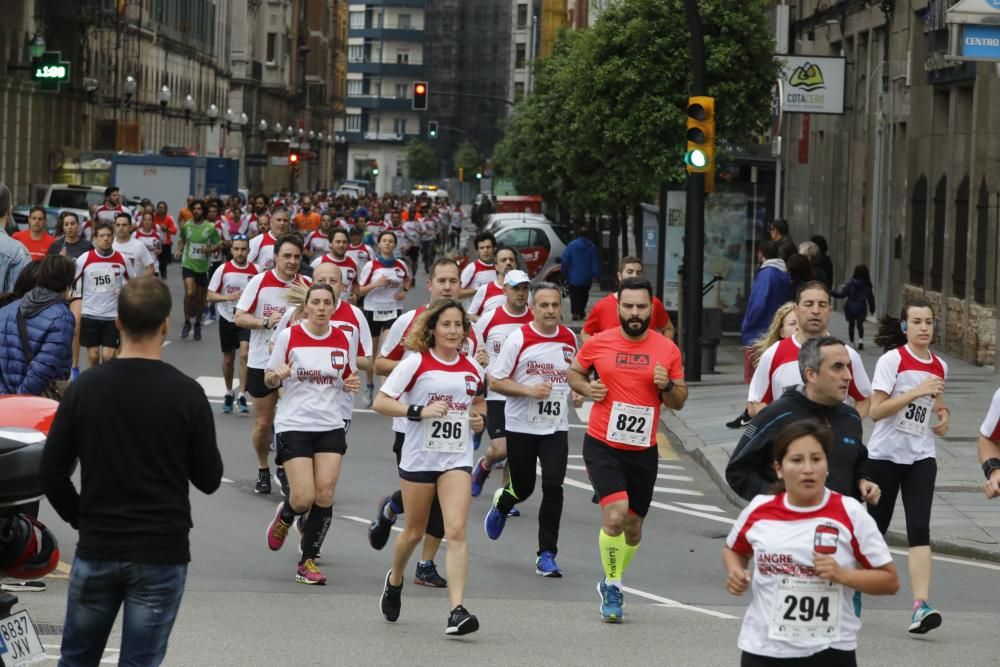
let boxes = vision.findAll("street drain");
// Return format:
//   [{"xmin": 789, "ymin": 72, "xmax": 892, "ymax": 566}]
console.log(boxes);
[{"xmin": 34, "ymin": 622, "xmax": 63, "ymax": 636}]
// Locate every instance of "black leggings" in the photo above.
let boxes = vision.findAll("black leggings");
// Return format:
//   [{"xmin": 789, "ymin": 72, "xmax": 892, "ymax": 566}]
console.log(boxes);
[
  {"xmin": 740, "ymin": 649, "xmax": 856, "ymax": 666},
  {"xmin": 846, "ymin": 315, "xmax": 865, "ymax": 343},
  {"xmin": 495, "ymin": 430, "xmax": 568, "ymax": 554},
  {"xmin": 866, "ymin": 457, "xmax": 936, "ymax": 546},
  {"xmin": 391, "ymin": 432, "xmax": 445, "ymax": 540}
]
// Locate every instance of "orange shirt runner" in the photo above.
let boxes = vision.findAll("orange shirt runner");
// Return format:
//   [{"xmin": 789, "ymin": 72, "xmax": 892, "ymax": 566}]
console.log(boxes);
[
  {"xmin": 582, "ymin": 293, "xmax": 672, "ymax": 337},
  {"xmin": 575, "ymin": 327, "xmax": 684, "ymax": 450},
  {"xmin": 12, "ymin": 231, "xmax": 56, "ymax": 260},
  {"xmin": 294, "ymin": 211, "xmax": 321, "ymax": 233}
]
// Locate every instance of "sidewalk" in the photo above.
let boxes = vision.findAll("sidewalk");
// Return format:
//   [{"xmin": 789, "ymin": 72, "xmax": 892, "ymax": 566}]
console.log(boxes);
[{"xmin": 662, "ymin": 316, "xmax": 1000, "ymax": 562}]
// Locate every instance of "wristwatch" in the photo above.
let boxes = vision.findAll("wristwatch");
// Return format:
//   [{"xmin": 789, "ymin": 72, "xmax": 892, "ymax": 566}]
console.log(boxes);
[
  {"xmin": 262, "ymin": 318, "xmax": 272, "ymax": 330},
  {"xmin": 982, "ymin": 457, "xmax": 1000, "ymax": 480},
  {"xmin": 662, "ymin": 380, "xmax": 675, "ymax": 394}
]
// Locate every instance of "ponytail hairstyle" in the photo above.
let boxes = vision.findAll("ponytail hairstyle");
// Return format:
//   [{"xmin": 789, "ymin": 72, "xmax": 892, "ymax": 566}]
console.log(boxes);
[{"xmin": 873, "ymin": 297, "xmax": 935, "ymax": 352}]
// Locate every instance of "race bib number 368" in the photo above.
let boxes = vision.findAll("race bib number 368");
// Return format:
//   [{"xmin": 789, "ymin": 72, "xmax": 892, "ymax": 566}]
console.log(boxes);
[{"xmin": 605, "ymin": 401, "xmax": 654, "ymax": 447}]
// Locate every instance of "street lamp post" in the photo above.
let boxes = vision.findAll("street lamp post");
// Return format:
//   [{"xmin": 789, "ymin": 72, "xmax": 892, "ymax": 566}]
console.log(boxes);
[
  {"xmin": 158, "ymin": 85, "xmax": 171, "ymax": 116},
  {"xmin": 123, "ymin": 75, "xmax": 137, "ymax": 116}
]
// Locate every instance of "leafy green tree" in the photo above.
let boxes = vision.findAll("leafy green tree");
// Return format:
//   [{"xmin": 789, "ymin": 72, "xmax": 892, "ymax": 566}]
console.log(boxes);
[
  {"xmin": 406, "ymin": 141, "xmax": 439, "ymax": 181},
  {"xmin": 453, "ymin": 141, "xmax": 481, "ymax": 178}
]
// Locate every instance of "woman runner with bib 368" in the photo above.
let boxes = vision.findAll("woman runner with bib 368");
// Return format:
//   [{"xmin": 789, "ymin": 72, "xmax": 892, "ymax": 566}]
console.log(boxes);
[
  {"xmin": 373, "ymin": 298, "xmax": 486, "ymax": 636},
  {"xmin": 724, "ymin": 421, "xmax": 899, "ymax": 666},
  {"xmin": 263, "ymin": 283, "xmax": 360, "ymax": 585},
  {"xmin": 867, "ymin": 298, "xmax": 949, "ymax": 634}
]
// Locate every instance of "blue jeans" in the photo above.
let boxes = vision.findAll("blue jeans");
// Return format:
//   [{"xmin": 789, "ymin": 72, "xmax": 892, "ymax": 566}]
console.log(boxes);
[{"xmin": 59, "ymin": 558, "xmax": 187, "ymax": 667}]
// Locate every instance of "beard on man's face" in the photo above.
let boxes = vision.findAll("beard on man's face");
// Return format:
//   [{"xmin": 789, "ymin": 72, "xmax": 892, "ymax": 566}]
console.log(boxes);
[{"xmin": 619, "ymin": 313, "xmax": 651, "ymax": 336}]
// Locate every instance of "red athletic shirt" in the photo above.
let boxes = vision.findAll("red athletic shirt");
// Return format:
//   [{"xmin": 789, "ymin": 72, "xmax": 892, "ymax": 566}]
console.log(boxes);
[
  {"xmin": 576, "ymin": 327, "xmax": 683, "ymax": 450},
  {"xmin": 582, "ymin": 293, "xmax": 672, "ymax": 336},
  {"xmin": 13, "ymin": 231, "xmax": 56, "ymax": 260}
]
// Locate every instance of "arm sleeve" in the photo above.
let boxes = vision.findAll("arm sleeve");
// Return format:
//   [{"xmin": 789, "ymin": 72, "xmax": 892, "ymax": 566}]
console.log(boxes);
[
  {"xmin": 489, "ymin": 329, "xmax": 522, "ymax": 381},
  {"xmin": 5, "ymin": 245, "xmax": 31, "ymax": 292},
  {"xmin": 235, "ymin": 275, "xmax": 259, "ymax": 314},
  {"xmin": 381, "ymin": 353, "xmax": 420, "ymax": 399},
  {"xmin": 187, "ymin": 386, "xmax": 224, "ymax": 494},
  {"xmin": 747, "ymin": 343, "xmax": 777, "ymax": 403},
  {"xmin": 847, "ymin": 347, "xmax": 873, "ymax": 400},
  {"xmin": 18, "ymin": 311, "xmax": 75, "ymax": 394},
  {"xmin": 575, "ymin": 335, "xmax": 599, "ymax": 373},
  {"xmin": 207, "ymin": 264, "xmax": 225, "ymax": 293},
  {"xmin": 726, "ymin": 409, "xmax": 786, "ymax": 501},
  {"xmin": 39, "ymin": 393, "xmax": 82, "ymax": 528},
  {"xmin": 267, "ymin": 328, "xmax": 291, "ymax": 369},
  {"xmin": 870, "ymin": 351, "xmax": 899, "ymax": 395},
  {"xmin": 468, "ymin": 285, "xmax": 486, "ymax": 316},
  {"xmin": 846, "ymin": 498, "xmax": 893, "ymax": 568},
  {"xmin": 581, "ymin": 299, "xmax": 602, "ymax": 335},
  {"xmin": 980, "ymin": 388, "xmax": 1000, "ymax": 440},
  {"xmin": 379, "ymin": 314, "xmax": 408, "ymax": 359},
  {"xmin": 725, "ymin": 499, "xmax": 765, "ymax": 556},
  {"xmin": 139, "ymin": 243, "xmax": 155, "ymax": 268},
  {"xmin": 356, "ymin": 309, "xmax": 374, "ymax": 357},
  {"xmin": 460, "ymin": 262, "xmax": 475, "ymax": 288}
]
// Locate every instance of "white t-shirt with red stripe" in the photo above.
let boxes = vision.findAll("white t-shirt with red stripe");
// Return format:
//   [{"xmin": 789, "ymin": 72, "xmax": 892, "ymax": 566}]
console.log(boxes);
[
  {"xmin": 236, "ymin": 270, "xmax": 311, "ymax": 368},
  {"xmin": 74, "ymin": 249, "xmax": 138, "ymax": 319},
  {"xmin": 461, "ymin": 259, "xmax": 497, "ymax": 291},
  {"xmin": 748, "ymin": 336, "xmax": 872, "ymax": 405},
  {"xmin": 345, "ymin": 243, "xmax": 373, "ymax": 273},
  {"xmin": 726, "ymin": 489, "xmax": 892, "ymax": 659},
  {"xmin": 472, "ymin": 305, "xmax": 534, "ymax": 401},
  {"xmin": 490, "ymin": 322, "xmax": 578, "ymax": 435},
  {"xmin": 248, "ymin": 231, "xmax": 279, "ymax": 271},
  {"xmin": 358, "ymin": 257, "xmax": 409, "ymax": 314},
  {"xmin": 310, "ymin": 254, "xmax": 358, "ymax": 302},
  {"xmin": 305, "ymin": 230, "xmax": 331, "ymax": 257},
  {"xmin": 468, "ymin": 280, "xmax": 506, "ymax": 317},
  {"xmin": 133, "ymin": 229, "xmax": 162, "ymax": 265},
  {"xmin": 267, "ymin": 322, "xmax": 354, "ymax": 433},
  {"xmin": 94, "ymin": 203, "xmax": 128, "ymax": 225},
  {"xmin": 380, "ymin": 349, "xmax": 485, "ymax": 473},
  {"xmin": 208, "ymin": 260, "xmax": 259, "ymax": 323},
  {"xmin": 330, "ymin": 300, "xmax": 372, "ymax": 421},
  {"xmin": 869, "ymin": 345, "xmax": 948, "ymax": 464},
  {"xmin": 112, "ymin": 238, "xmax": 155, "ymax": 277},
  {"xmin": 980, "ymin": 387, "xmax": 1000, "ymax": 442}
]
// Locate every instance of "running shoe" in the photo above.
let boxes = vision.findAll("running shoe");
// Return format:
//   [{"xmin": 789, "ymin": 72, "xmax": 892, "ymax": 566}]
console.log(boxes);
[
  {"xmin": 597, "ymin": 578, "xmax": 623, "ymax": 622},
  {"xmin": 414, "ymin": 560, "xmax": 447, "ymax": 588},
  {"xmin": 254, "ymin": 469, "xmax": 272, "ymax": 495},
  {"xmin": 0, "ymin": 580, "xmax": 46, "ymax": 593},
  {"xmin": 908, "ymin": 601, "xmax": 942, "ymax": 634},
  {"xmin": 237, "ymin": 395, "xmax": 250, "ymax": 414},
  {"xmin": 266, "ymin": 504, "xmax": 291, "ymax": 551},
  {"xmin": 222, "ymin": 394, "xmax": 234, "ymax": 414},
  {"xmin": 484, "ymin": 489, "xmax": 507, "ymax": 540},
  {"xmin": 725, "ymin": 410, "xmax": 752, "ymax": 429},
  {"xmin": 295, "ymin": 559, "xmax": 327, "ymax": 585},
  {"xmin": 368, "ymin": 496, "xmax": 396, "ymax": 550},
  {"xmin": 274, "ymin": 467, "xmax": 289, "ymax": 498},
  {"xmin": 181, "ymin": 320, "xmax": 192, "ymax": 339},
  {"xmin": 445, "ymin": 605, "xmax": 479, "ymax": 636},
  {"xmin": 507, "ymin": 507, "xmax": 521, "ymax": 517},
  {"xmin": 535, "ymin": 551, "xmax": 562, "ymax": 578},
  {"xmin": 470, "ymin": 457, "xmax": 491, "ymax": 497},
  {"xmin": 380, "ymin": 570, "xmax": 402, "ymax": 623},
  {"xmin": 193, "ymin": 323, "xmax": 202, "ymax": 341}
]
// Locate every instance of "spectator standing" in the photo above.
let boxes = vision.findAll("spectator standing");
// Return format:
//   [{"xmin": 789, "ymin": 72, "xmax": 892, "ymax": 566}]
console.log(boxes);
[
  {"xmin": 560, "ymin": 226, "xmax": 600, "ymax": 321},
  {"xmin": 833, "ymin": 265, "xmax": 876, "ymax": 350},
  {"xmin": 769, "ymin": 219, "xmax": 795, "ymax": 261},
  {"xmin": 785, "ymin": 253, "xmax": 813, "ymax": 302},
  {"xmin": 810, "ymin": 234, "xmax": 834, "ymax": 289},
  {"xmin": 0, "ymin": 255, "xmax": 76, "ymax": 396},
  {"xmin": 41, "ymin": 276, "xmax": 223, "ymax": 666},
  {"xmin": 798, "ymin": 241, "xmax": 829, "ymax": 287},
  {"xmin": 13, "ymin": 206, "xmax": 56, "ymax": 260},
  {"xmin": 738, "ymin": 241, "xmax": 789, "ymax": 383},
  {"xmin": 0, "ymin": 183, "xmax": 32, "ymax": 293}
]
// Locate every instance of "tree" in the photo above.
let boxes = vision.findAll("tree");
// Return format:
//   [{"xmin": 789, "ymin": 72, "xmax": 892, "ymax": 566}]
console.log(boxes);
[
  {"xmin": 453, "ymin": 141, "xmax": 481, "ymax": 178},
  {"xmin": 495, "ymin": 0, "xmax": 778, "ymax": 215},
  {"xmin": 405, "ymin": 141, "xmax": 439, "ymax": 181}
]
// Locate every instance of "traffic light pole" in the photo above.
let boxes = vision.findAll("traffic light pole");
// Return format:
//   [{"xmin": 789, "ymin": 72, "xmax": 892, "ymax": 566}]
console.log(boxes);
[{"xmin": 683, "ymin": 0, "xmax": 707, "ymax": 382}]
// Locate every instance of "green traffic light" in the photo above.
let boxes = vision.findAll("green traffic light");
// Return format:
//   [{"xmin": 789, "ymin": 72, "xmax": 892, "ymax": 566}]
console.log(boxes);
[{"xmin": 684, "ymin": 149, "xmax": 708, "ymax": 168}]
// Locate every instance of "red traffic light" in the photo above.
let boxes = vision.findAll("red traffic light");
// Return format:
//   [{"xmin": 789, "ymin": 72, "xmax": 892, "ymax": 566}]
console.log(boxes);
[
  {"xmin": 413, "ymin": 81, "xmax": 429, "ymax": 110},
  {"xmin": 415, "ymin": 83, "xmax": 426, "ymax": 95},
  {"xmin": 289, "ymin": 153, "xmax": 300, "ymax": 164}
]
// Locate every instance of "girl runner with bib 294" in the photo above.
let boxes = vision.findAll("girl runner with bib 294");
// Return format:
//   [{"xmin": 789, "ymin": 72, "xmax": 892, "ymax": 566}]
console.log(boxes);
[
  {"xmin": 866, "ymin": 298, "xmax": 949, "ymax": 635},
  {"xmin": 723, "ymin": 421, "xmax": 899, "ymax": 667},
  {"xmin": 373, "ymin": 298, "xmax": 486, "ymax": 636}
]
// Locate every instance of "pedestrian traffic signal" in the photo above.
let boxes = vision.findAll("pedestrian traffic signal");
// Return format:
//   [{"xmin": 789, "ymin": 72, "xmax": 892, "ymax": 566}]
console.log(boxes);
[
  {"xmin": 428, "ymin": 121, "xmax": 438, "ymax": 139},
  {"xmin": 289, "ymin": 151, "xmax": 301, "ymax": 178},
  {"xmin": 684, "ymin": 96, "xmax": 715, "ymax": 192},
  {"xmin": 371, "ymin": 161, "xmax": 380, "ymax": 176},
  {"xmin": 413, "ymin": 81, "xmax": 428, "ymax": 111}
]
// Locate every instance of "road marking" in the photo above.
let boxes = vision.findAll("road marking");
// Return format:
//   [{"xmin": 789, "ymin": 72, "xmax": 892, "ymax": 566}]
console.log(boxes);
[
  {"xmin": 341, "ymin": 514, "xmax": 405, "ymax": 536},
  {"xmin": 675, "ymin": 502, "xmax": 726, "ymax": 513},
  {"xmin": 653, "ymin": 486, "xmax": 704, "ymax": 496},
  {"xmin": 575, "ymin": 402, "xmax": 592, "ymax": 423},
  {"xmin": 622, "ymin": 586, "xmax": 737, "ymax": 620},
  {"xmin": 564, "ymin": 464, "xmax": 692, "ymax": 483},
  {"xmin": 565, "ymin": 454, "xmax": 684, "ymax": 471},
  {"xmin": 162, "ymin": 340, "xmax": 171, "ymax": 347},
  {"xmin": 196, "ymin": 375, "xmax": 239, "ymax": 397},
  {"xmin": 656, "ymin": 432, "xmax": 679, "ymax": 461},
  {"xmin": 887, "ymin": 547, "xmax": 1000, "ymax": 572},
  {"xmin": 221, "ymin": 477, "xmax": 234, "ymax": 484}
]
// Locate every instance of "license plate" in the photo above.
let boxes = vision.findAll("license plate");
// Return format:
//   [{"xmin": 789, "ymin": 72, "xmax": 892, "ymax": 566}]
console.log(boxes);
[{"xmin": 0, "ymin": 610, "xmax": 45, "ymax": 665}]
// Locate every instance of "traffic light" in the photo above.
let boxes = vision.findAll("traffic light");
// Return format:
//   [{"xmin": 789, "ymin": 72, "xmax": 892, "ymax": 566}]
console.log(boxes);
[
  {"xmin": 413, "ymin": 81, "xmax": 428, "ymax": 111},
  {"xmin": 458, "ymin": 166, "xmax": 464, "ymax": 182},
  {"xmin": 370, "ymin": 159, "xmax": 380, "ymax": 176},
  {"xmin": 289, "ymin": 150, "xmax": 301, "ymax": 178},
  {"xmin": 475, "ymin": 170, "xmax": 482, "ymax": 180},
  {"xmin": 428, "ymin": 121, "xmax": 438, "ymax": 139},
  {"xmin": 684, "ymin": 96, "xmax": 715, "ymax": 192}
]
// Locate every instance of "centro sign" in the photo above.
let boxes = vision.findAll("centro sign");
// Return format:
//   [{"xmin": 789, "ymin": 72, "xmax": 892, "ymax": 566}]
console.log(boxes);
[{"xmin": 776, "ymin": 55, "xmax": 845, "ymax": 115}]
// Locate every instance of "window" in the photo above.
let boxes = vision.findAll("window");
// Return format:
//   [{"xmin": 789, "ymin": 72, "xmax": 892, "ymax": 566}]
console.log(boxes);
[
  {"xmin": 931, "ymin": 175, "xmax": 947, "ymax": 291},
  {"xmin": 529, "ymin": 228, "xmax": 550, "ymax": 251},
  {"xmin": 347, "ymin": 79, "xmax": 363, "ymax": 97},
  {"xmin": 349, "ymin": 11, "xmax": 365, "ymax": 29},
  {"xmin": 514, "ymin": 82, "xmax": 525, "ymax": 102},
  {"xmin": 974, "ymin": 178, "xmax": 990, "ymax": 304},
  {"xmin": 516, "ymin": 3, "xmax": 528, "ymax": 28},
  {"xmin": 346, "ymin": 114, "xmax": 362, "ymax": 132},
  {"xmin": 393, "ymin": 118, "xmax": 407, "ymax": 135},
  {"xmin": 396, "ymin": 160, "xmax": 406, "ymax": 177},
  {"xmin": 515, "ymin": 43, "xmax": 526, "ymax": 69},
  {"xmin": 953, "ymin": 176, "xmax": 969, "ymax": 298},
  {"xmin": 348, "ymin": 45, "xmax": 364, "ymax": 63},
  {"xmin": 266, "ymin": 32, "xmax": 277, "ymax": 63},
  {"xmin": 396, "ymin": 50, "xmax": 410, "ymax": 64},
  {"xmin": 395, "ymin": 83, "xmax": 408, "ymax": 99},
  {"xmin": 398, "ymin": 13, "xmax": 411, "ymax": 29},
  {"xmin": 498, "ymin": 227, "xmax": 532, "ymax": 250},
  {"xmin": 909, "ymin": 176, "xmax": 927, "ymax": 286}
]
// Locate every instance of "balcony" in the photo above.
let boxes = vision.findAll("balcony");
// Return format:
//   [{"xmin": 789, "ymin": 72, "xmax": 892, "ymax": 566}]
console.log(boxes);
[
  {"xmin": 347, "ymin": 61, "xmax": 424, "ymax": 77},
  {"xmin": 359, "ymin": 0, "xmax": 426, "ymax": 6},
  {"xmin": 350, "ymin": 20, "xmax": 424, "ymax": 41},
  {"xmin": 344, "ymin": 94, "xmax": 415, "ymax": 111}
]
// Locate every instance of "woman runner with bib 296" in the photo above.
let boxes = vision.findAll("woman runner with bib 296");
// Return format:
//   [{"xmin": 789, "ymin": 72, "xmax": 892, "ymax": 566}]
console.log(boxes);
[
  {"xmin": 867, "ymin": 298, "xmax": 949, "ymax": 634},
  {"xmin": 373, "ymin": 298, "xmax": 486, "ymax": 636},
  {"xmin": 263, "ymin": 283, "xmax": 360, "ymax": 585},
  {"xmin": 724, "ymin": 421, "xmax": 899, "ymax": 667}
]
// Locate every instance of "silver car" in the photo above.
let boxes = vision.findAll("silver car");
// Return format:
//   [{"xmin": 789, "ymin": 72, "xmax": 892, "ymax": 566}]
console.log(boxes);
[{"xmin": 484, "ymin": 216, "xmax": 571, "ymax": 286}]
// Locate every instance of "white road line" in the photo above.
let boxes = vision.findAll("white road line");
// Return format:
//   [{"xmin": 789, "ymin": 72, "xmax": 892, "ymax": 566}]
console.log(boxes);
[
  {"xmin": 162, "ymin": 340, "xmax": 171, "ymax": 347},
  {"xmin": 622, "ymin": 587, "xmax": 737, "ymax": 620},
  {"xmin": 653, "ymin": 486, "xmax": 704, "ymax": 497},
  {"xmin": 221, "ymin": 477, "xmax": 235, "ymax": 484},
  {"xmin": 674, "ymin": 502, "xmax": 726, "ymax": 513},
  {"xmin": 566, "ymin": 454, "xmax": 683, "ymax": 470},
  {"xmin": 887, "ymin": 547, "xmax": 1000, "ymax": 572},
  {"xmin": 569, "ymin": 424, "xmax": 588, "ymax": 429},
  {"xmin": 341, "ymin": 514, "xmax": 405, "ymax": 536},
  {"xmin": 564, "ymin": 464, "xmax": 692, "ymax": 482},
  {"xmin": 574, "ymin": 402, "xmax": 592, "ymax": 423}
]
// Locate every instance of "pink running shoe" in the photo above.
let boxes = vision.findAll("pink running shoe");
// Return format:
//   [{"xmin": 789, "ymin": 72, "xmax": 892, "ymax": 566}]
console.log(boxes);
[
  {"xmin": 296, "ymin": 559, "xmax": 327, "ymax": 585},
  {"xmin": 266, "ymin": 503, "xmax": 291, "ymax": 551}
]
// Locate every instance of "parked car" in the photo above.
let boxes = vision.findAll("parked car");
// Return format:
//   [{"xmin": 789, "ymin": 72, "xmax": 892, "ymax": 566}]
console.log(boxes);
[
  {"xmin": 491, "ymin": 218, "xmax": 571, "ymax": 286},
  {"xmin": 11, "ymin": 206, "xmax": 61, "ymax": 235},
  {"xmin": 39, "ymin": 184, "xmax": 102, "ymax": 228}
]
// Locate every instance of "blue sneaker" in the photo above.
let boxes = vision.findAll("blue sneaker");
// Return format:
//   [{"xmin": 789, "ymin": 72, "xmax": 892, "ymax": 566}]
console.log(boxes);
[
  {"xmin": 853, "ymin": 590, "xmax": 863, "ymax": 617},
  {"xmin": 535, "ymin": 551, "xmax": 562, "ymax": 578},
  {"xmin": 222, "ymin": 394, "xmax": 234, "ymax": 414},
  {"xmin": 908, "ymin": 601, "xmax": 942, "ymax": 634},
  {"xmin": 484, "ymin": 489, "xmax": 507, "ymax": 540},
  {"xmin": 507, "ymin": 506, "xmax": 520, "ymax": 517},
  {"xmin": 470, "ymin": 457, "xmax": 490, "ymax": 497},
  {"xmin": 597, "ymin": 578, "xmax": 623, "ymax": 622},
  {"xmin": 237, "ymin": 394, "xmax": 250, "ymax": 414}
]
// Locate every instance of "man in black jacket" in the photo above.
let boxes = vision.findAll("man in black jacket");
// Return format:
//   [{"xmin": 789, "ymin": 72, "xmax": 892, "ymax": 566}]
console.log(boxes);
[
  {"xmin": 41, "ymin": 276, "xmax": 223, "ymax": 667},
  {"xmin": 726, "ymin": 336, "xmax": 881, "ymax": 504}
]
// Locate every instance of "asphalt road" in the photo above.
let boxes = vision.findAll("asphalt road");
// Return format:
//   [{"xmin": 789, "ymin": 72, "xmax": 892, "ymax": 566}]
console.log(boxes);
[{"xmin": 11, "ymin": 265, "xmax": 1000, "ymax": 666}]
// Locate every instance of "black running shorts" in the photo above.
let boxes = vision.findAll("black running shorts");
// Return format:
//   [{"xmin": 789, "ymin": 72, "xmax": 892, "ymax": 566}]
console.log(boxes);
[
  {"xmin": 218, "ymin": 317, "xmax": 249, "ymax": 352},
  {"xmin": 182, "ymin": 266, "xmax": 209, "ymax": 288},
  {"xmin": 245, "ymin": 367, "xmax": 276, "ymax": 399},
  {"xmin": 582, "ymin": 433, "xmax": 659, "ymax": 517},
  {"xmin": 277, "ymin": 429, "xmax": 347, "ymax": 460},
  {"xmin": 364, "ymin": 308, "xmax": 400, "ymax": 337},
  {"xmin": 79, "ymin": 317, "xmax": 119, "ymax": 349},
  {"xmin": 486, "ymin": 399, "xmax": 506, "ymax": 439}
]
